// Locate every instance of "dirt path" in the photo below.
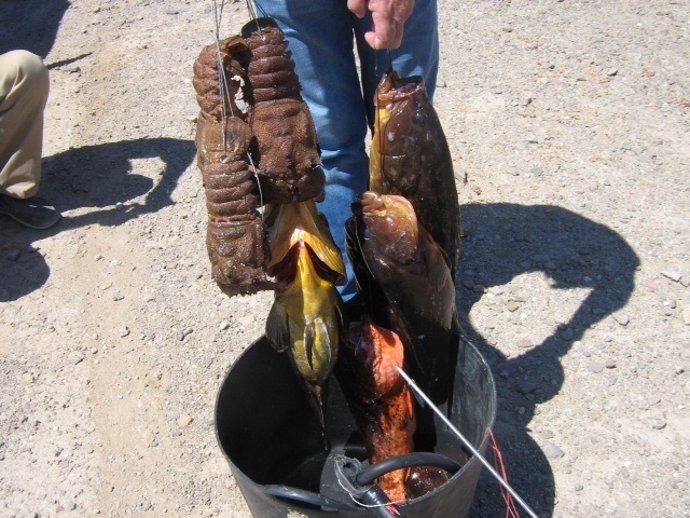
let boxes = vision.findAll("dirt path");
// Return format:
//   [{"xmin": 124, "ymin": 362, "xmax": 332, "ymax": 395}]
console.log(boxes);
[{"xmin": 1, "ymin": 1, "xmax": 688, "ymax": 517}]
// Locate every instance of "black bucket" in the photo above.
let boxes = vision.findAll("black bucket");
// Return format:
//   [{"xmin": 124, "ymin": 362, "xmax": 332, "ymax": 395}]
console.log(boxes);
[{"xmin": 215, "ymin": 335, "xmax": 496, "ymax": 518}]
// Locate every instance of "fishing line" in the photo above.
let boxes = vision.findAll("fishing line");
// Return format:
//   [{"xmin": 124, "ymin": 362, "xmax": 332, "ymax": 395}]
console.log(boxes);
[
  {"xmin": 212, "ymin": 0, "xmax": 234, "ymax": 149},
  {"xmin": 246, "ymin": 152, "xmax": 266, "ymax": 224},
  {"xmin": 395, "ymin": 366, "xmax": 540, "ymax": 518}
]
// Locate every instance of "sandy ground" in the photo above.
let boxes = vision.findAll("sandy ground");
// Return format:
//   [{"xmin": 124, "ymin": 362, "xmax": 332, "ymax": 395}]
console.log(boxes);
[{"xmin": 1, "ymin": 1, "xmax": 689, "ymax": 517}]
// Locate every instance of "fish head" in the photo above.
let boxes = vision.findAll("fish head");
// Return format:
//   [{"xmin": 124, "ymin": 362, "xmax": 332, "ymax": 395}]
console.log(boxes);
[
  {"xmin": 371, "ymin": 72, "xmax": 428, "ymax": 194},
  {"xmin": 265, "ymin": 201, "xmax": 346, "ymax": 286},
  {"xmin": 352, "ymin": 192, "xmax": 419, "ymax": 265}
]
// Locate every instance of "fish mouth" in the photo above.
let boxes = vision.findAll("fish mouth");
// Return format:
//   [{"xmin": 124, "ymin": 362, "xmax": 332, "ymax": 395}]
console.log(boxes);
[
  {"xmin": 375, "ymin": 71, "xmax": 426, "ymax": 107},
  {"xmin": 352, "ymin": 192, "xmax": 419, "ymax": 265},
  {"xmin": 265, "ymin": 201, "xmax": 346, "ymax": 285}
]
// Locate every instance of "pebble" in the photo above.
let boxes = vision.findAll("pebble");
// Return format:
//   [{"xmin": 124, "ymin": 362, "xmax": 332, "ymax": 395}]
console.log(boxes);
[
  {"xmin": 177, "ymin": 414, "xmax": 193, "ymax": 427},
  {"xmin": 613, "ymin": 313, "xmax": 630, "ymax": 326},
  {"xmin": 588, "ymin": 362, "xmax": 604, "ymax": 374},
  {"xmin": 651, "ymin": 419, "xmax": 667, "ymax": 430},
  {"xmin": 543, "ymin": 442, "xmax": 565, "ymax": 460},
  {"xmin": 574, "ymin": 483, "xmax": 584, "ymax": 492},
  {"xmin": 515, "ymin": 379, "xmax": 539, "ymax": 395},
  {"xmin": 560, "ymin": 327, "xmax": 574, "ymax": 340},
  {"xmin": 120, "ymin": 327, "xmax": 130, "ymax": 338},
  {"xmin": 177, "ymin": 328, "xmax": 194, "ymax": 341},
  {"xmin": 605, "ymin": 67, "xmax": 619, "ymax": 77},
  {"xmin": 506, "ymin": 301, "xmax": 520, "ymax": 312},
  {"xmin": 605, "ymin": 359, "xmax": 617, "ymax": 369},
  {"xmin": 113, "ymin": 293, "xmax": 125, "ymax": 301},
  {"xmin": 219, "ymin": 322, "xmax": 229, "ymax": 331},
  {"xmin": 68, "ymin": 354, "xmax": 85, "ymax": 366},
  {"xmin": 661, "ymin": 270, "xmax": 682, "ymax": 282},
  {"xmin": 516, "ymin": 338, "xmax": 533, "ymax": 349}
]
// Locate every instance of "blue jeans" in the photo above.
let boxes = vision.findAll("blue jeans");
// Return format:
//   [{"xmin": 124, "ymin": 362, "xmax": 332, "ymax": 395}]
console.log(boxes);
[{"xmin": 254, "ymin": 0, "xmax": 439, "ymax": 301}]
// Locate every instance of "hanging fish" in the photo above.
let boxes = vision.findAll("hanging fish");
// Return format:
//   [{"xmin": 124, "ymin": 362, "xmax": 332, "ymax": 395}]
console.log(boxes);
[
  {"xmin": 370, "ymin": 71, "xmax": 462, "ymax": 278},
  {"xmin": 346, "ymin": 192, "xmax": 459, "ymax": 405},
  {"xmin": 336, "ymin": 318, "xmax": 416, "ymax": 502},
  {"xmin": 265, "ymin": 201, "xmax": 346, "ymax": 425}
]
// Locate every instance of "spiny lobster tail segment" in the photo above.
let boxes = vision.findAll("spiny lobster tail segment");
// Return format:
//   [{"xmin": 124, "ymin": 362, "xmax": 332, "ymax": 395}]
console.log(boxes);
[
  {"xmin": 192, "ymin": 36, "xmax": 251, "ymax": 122},
  {"xmin": 193, "ymin": 41, "xmax": 273, "ymax": 296},
  {"xmin": 241, "ymin": 17, "xmax": 301, "ymax": 103},
  {"xmin": 241, "ymin": 18, "xmax": 325, "ymax": 204}
]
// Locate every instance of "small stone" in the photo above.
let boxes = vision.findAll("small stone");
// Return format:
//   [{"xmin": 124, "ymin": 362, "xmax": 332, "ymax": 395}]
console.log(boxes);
[
  {"xmin": 605, "ymin": 67, "xmax": 619, "ymax": 77},
  {"xmin": 68, "ymin": 354, "xmax": 84, "ymax": 366},
  {"xmin": 574, "ymin": 483, "xmax": 584, "ymax": 492},
  {"xmin": 543, "ymin": 442, "xmax": 564, "ymax": 460},
  {"xmin": 120, "ymin": 327, "xmax": 130, "ymax": 338},
  {"xmin": 605, "ymin": 359, "xmax": 617, "ymax": 369},
  {"xmin": 560, "ymin": 327, "xmax": 574, "ymax": 340},
  {"xmin": 506, "ymin": 301, "xmax": 520, "ymax": 312},
  {"xmin": 664, "ymin": 299, "xmax": 677, "ymax": 310},
  {"xmin": 613, "ymin": 314, "xmax": 630, "ymax": 326},
  {"xmin": 651, "ymin": 419, "xmax": 666, "ymax": 430},
  {"xmin": 516, "ymin": 338, "xmax": 532, "ymax": 349},
  {"xmin": 219, "ymin": 321, "xmax": 229, "ymax": 331},
  {"xmin": 515, "ymin": 379, "xmax": 538, "ymax": 395},
  {"xmin": 177, "ymin": 414, "xmax": 193, "ymax": 427},
  {"xmin": 661, "ymin": 270, "xmax": 682, "ymax": 282},
  {"xmin": 588, "ymin": 362, "xmax": 604, "ymax": 373},
  {"xmin": 177, "ymin": 328, "xmax": 194, "ymax": 341},
  {"xmin": 113, "ymin": 293, "xmax": 125, "ymax": 301}
]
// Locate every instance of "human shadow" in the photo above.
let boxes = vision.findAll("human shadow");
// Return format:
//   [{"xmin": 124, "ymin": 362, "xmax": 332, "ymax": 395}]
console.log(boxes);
[
  {"xmin": 459, "ymin": 203, "xmax": 639, "ymax": 517},
  {"xmin": 0, "ymin": 137, "xmax": 196, "ymax": 302},
  {"xmin": 0, "ymin": 0, "xmax": 70, "ymax": 58}
]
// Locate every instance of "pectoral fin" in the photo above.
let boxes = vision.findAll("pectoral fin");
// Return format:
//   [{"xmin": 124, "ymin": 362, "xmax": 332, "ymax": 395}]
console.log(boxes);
[{"xmin": 266, "ymin": 300, "xmax": 290, "ymax": 352}]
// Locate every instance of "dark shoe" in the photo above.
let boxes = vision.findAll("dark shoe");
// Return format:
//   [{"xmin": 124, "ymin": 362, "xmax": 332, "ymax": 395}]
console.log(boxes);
[{"xmin": 0, "ymin": 195, "xmax": 61, "ymax": 229}]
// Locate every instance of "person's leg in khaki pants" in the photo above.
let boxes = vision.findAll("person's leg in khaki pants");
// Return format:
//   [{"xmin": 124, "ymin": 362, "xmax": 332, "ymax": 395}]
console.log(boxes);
[{"xmin": 0, "ymin": 50, "xmax": 60, "ymax": 229}]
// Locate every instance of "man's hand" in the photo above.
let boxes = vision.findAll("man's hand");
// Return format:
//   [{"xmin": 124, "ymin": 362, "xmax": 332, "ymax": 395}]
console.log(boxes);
[{"xmin": 348, "ymin": 0, "xmax": 415, "ymax": 50}]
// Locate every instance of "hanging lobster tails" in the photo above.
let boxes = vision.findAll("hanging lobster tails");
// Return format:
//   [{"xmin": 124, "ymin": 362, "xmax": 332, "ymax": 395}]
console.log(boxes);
[
  {"xmin": 193, "ymin": 36, "xmax": 273, "ymax": 296},
  {"xmin": 241, "ymin": 18, "xmax": 325, "ymax": 204},
  {"xmin": 193, "ymin": 19, "xmax": 344, "ymax": 418}
]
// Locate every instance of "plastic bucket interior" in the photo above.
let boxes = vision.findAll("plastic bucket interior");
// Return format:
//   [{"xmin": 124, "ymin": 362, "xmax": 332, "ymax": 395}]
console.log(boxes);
[{"xmin": 215, "ymin": 335, "xmax": 496, "ymax": 518}]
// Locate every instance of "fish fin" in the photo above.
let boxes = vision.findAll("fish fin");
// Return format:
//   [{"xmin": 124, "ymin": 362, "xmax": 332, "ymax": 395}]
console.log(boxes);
[
  {"xmin": 266, "ymin": 300, "xmax": 290, "ymax": 352},
  {"xmin": 304, "ymin": 321, "xmax": 316, "ymax": 369}
]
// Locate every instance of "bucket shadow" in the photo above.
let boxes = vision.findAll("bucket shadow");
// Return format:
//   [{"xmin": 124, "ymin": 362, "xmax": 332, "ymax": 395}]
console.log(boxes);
[
  {"xmin": 0, "ymin": 137, "xmax": 196, "ymax": 302},
  {"xmin": 460, "ymin": 203, "xmax": 639, "ymax": 517}
]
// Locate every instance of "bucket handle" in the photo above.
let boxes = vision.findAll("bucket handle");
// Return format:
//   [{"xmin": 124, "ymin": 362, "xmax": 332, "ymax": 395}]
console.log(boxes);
[
  {"xmin": 262, "ymin": 452, "xmax": 462, "ymax": 513},
  {"xmin": 263, "ymin": 484, "xmax": 359, "ymax": 512}
]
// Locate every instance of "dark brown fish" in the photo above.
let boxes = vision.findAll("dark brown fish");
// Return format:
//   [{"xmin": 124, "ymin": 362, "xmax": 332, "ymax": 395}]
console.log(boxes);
[
  {"xmin": 346, "ymin": 192, "xmax": 459, "ymax": 404},
  {"xmin": 370, "ymin": 71, "xmax": 461, "ymax": 277},
  {"xmin": 336, "ymin": 318, "xmax": 416, "ymax": 502}
]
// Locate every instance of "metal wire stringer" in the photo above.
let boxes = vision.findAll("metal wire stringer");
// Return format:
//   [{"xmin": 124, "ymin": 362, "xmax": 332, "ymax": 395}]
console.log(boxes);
[{"xmin": 395, "ymin": 366, "xmax": 540, "ymax": 518}]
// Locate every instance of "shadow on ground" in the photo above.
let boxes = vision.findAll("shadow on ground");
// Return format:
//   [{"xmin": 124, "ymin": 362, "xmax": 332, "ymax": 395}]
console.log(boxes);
[
  {"xmin": 0, "ymin": 137, "xmax": 196, "ymax": 302},
  {"xmin": 462, "ymin": 203, "xmax": 639, "ymax": 517},
  {"xmin": 0, "ymin": 0, "xmax": 70, "ymax": 58}
]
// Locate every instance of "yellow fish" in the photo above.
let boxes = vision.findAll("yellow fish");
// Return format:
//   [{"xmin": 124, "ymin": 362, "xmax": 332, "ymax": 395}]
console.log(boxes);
[{"xmin": 265, "ymin": 201, "xmax": 346, "ymax": 424}]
